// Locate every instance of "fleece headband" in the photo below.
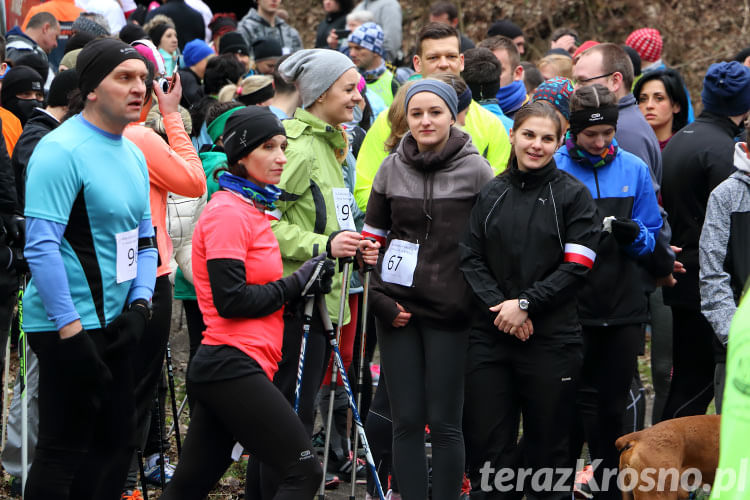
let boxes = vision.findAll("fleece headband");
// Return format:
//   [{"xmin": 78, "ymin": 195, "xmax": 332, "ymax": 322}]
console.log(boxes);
[
  {"xmin": 223, "ymin": 106, "xmax": 287, "ymax": 165},
  {"xmin": 569, "ymin": 106, "xmax": 618, "ymax": 136},
  {"xmin": 404, "ymin": 79, "xmax": 458, "ymax": 119},
  {"xmin": 77, "ymin": 38, "xmax": 145, "ymax": 97}
]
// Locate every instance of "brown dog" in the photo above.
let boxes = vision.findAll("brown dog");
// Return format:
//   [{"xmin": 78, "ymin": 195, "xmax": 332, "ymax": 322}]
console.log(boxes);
[{"xmin": 615, "ymin": 414, "xmax": 720, "ymax": 499}]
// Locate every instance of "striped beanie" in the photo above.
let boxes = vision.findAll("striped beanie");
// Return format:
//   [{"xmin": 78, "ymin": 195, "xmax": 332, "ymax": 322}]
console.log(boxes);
[{"xmin": 625, "ymin": 28, "xmax": 662, "ymax": 63}]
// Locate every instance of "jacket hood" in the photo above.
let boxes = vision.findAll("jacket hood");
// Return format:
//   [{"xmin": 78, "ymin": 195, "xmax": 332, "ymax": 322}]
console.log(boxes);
[
  {"xmin": 6, "ymin": 26, "xmax": 28, "ymax": 39},
  {"xmin": 247, "ymin": 8, "xmax": 287, "ymax": 28},
  {"xmin": 733, "ymin": 142, "xmax": 750, "ymax": 175},
  {"xmin": 396, "ymin": 127, "xmax": 476, "ymax": 172}
]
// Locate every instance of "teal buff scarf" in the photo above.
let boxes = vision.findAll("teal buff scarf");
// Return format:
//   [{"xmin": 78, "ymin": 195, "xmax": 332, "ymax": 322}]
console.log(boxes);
[
  {"xmin": 362, "ymin": 60, "xmax": 386, "ymax": 83},
  {"xmin": 218, "ymin": 172, "xmax": 282, "ymax": 209},
  {"xmin": 495, "ymin": 80, "xmax": 527, "ymax": 114},
  {"xmin": 565, "ymin": 131, "xmax": 618, "ymax": 169}
]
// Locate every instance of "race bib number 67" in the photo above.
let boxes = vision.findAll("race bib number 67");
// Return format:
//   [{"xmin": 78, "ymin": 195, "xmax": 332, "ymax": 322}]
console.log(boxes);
[{"xmin": 381, "ymin": 239, "xmax": 419, "ymax": 287}]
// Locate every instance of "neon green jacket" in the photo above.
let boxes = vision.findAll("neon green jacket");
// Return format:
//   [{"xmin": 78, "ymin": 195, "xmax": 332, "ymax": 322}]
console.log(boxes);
[
  {"xmin": 271, "ymin": 108, "xmax": 351, "ymax": 324},
  {"xmin": 711, "ymin": 294, "xmax": 750, "ymax": 500},
  {"xmin": 367, "ymin": 70, "xmax": 396, "ymax": 107},
  {"xmin": 354, "ymin": 100, "xmax": 510, "ymax": 211}
]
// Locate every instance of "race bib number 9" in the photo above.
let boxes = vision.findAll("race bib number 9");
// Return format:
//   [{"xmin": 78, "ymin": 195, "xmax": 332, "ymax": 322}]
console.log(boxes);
[
  {"xmin": 381, "ymin": 239, "xmax": 419, "ymax": 287},
  {"xmin": 332, "ymin": 187, "xmax": 356, "ymax": 231},
  {"xmin": 115, "ymin": 228, "xmax": 139, "ymax": 284}
]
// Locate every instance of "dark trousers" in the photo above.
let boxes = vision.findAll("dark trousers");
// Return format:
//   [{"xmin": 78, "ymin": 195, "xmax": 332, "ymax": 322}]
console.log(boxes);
[
  {"xmin": 182, "ymin": 298, "xmax": 206, "ymax": 413},
  {"xmin": 161, "ymin": 372, "xmax": 322, "ymax": 500},
  {"xmin": 365, "ymin": 370, "xmax": 399, "ymax": 496},
  {"xmin": 574, "ymin": 324, "xmax": 642, "ymax": 500},
  {"xmin": 377, "ymin": 319, "xmax": 467, "ymax": 500},
  {"xmin": 464, "ymin": 331, "xmax": 582, "ymax": 500},
  {"xmin": 25, "ymin": 329, "xmax": 136, "ymax": 500},
  {"xmin": 246, "ymin": 299, "xmax": 333, "ymax": 499},
  {"xmin": 661, "ymin": 306, "xmax": 716, "ymax": 419}
]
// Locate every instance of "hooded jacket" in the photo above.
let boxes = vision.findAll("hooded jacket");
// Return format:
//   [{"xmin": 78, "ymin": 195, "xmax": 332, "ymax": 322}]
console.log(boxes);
[
  {"xmin": 662, "ymin": 112, "xmax": 739, "ymax": 308},
  {"xmin": 237, "ymin": 8, "xmax": 303, "ymax": 58},
  {"xmin": 460, "ymin": 159, "xmax": 599, "ymax": 340},
  {"xmin": 699, "ymin": 143, "xmax": 750, "ymax": 345},
  {"xmin": 555, "ymin": 140, "xmax": 662, "ymax": 325},
  {"xmin": 363, "ymin": 127, "xmax": 494, "ymax": 327},
  {"xmin": 11, "ymin": 108, "xmax": 58, "ymax": 209},
  {"xmin": 5, "ymin": 26, "xmax": 48, "ymax": 68},
  {"xmin": 269, "ymin": 108, "xmax": 354, "ymax": 324}
]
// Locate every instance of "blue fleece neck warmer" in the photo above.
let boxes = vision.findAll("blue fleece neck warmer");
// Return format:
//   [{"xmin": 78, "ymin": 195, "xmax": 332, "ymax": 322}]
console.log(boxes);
[
  {"xmin": 496, "ymin": 80, "xmax": 527, "ymax": 115},
  {"xmin": 218, "ymin": 172, "xmax": 282, "ymax": 209}
]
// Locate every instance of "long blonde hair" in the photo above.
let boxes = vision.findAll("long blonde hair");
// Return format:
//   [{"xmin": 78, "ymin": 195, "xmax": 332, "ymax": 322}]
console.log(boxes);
[{"xmin": 384, "ymin": 80, "xmax": 415, "ymax": 151}]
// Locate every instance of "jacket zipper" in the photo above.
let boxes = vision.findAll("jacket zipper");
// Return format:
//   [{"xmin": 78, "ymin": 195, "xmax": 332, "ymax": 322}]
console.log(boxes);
[{"xmin": 593, "ymin": 168, "xmax": 601, "ymax": 199}]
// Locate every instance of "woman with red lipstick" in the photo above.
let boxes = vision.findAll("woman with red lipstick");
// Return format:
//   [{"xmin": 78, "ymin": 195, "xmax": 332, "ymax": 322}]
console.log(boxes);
[
  {"xmin": 361, "ymin": 78, "xmax": 494, "ymax": 500},
  {"xmin": 460, "ymin": 100, "xmax": 600, "ymax": 499},
  {"xmin": 633, "ymin": 69, "xmax": 689, "ymax": 150}
]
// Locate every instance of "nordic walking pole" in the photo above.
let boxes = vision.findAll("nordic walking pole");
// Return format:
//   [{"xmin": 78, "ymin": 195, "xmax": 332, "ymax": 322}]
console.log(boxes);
[
  {"xmin": 1, "ymin": 316, "xmax": 11, "ymax": 448},
  {"xmin": 165, "ymin": 341, "xmax": 182, "ymax": 456},
  {"xmin": 295, "ymin": 244, "xmax": 318, "ymax": 414},
  {"xmin": 137, "ymin": 448, "xmax": 150, "ymax": 500},
  {"xmin": 18, "ymin": 276, "xmax": 27, "ymax": 496},
  {"xmin": 154, "ymin": 388, "xmax": 167, "ymax": 490},
  {"xmin": 166, "ymin": 396, "xmax": 187, "ymax": 438},
  {"xmin": 318, "ymin": 257, "xmax": 352, "ymax": 500},
  {"xmin": 316, "ymin": 294, "xmax": 386, "ymax": 500},
  {"xmin": 351, "ymin": 248, "xmax": 374, "ymax": 498}
]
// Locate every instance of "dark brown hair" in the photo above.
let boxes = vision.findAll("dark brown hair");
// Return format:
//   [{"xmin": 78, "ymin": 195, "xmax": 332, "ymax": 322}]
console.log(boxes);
[
  {"xmin": 477, "ymin": 35, "xmax": 520, "ymax": 71},
  {"xmin": 416, "ymin": 22, "xmax": 459, "ymax": 57},
  {"xmin": 570, "ymin": 83, "xmax": 617, "ymax": 113},
  {"xmin": 585, "ymin": 43, "xmax": 635, "ymax": 90}
]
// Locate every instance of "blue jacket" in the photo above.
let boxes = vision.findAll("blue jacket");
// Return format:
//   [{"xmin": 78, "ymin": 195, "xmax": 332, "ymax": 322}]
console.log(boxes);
[{"xmin": 555, "ymin": 139, "xmax": 662, "ymax": 325}]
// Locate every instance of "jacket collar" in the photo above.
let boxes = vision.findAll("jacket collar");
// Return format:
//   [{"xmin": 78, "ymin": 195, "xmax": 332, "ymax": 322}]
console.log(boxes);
[
  {"xmin": 618, "ymin": 93, "xmax": 637, "ymax": 110},
  {"xmin": 399, "ymin": 127, "xmax": 470, "ymax": 172},
  {"xmin": 286, "ymin": 108, "xmax": 349, "ymax": 161},
  {"xmin": 696, "ymin": 111, "xmax": 743, "ymax": 138},
  {"xmin": 507, "ymin": 157, "xmax": 557, "ymax": 189}
]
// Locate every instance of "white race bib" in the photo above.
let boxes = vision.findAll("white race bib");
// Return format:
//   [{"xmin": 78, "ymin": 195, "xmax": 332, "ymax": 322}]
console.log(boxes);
[
  {"xmin": 332, "ymin": 187, "xmax": 356, "ymax": 231},
  {"xmin": 381, "ymin": 239, "xmax": 419, "ymax": 287},
  {"xmin": 115, "ymin": 228, "xmax": 138, "ymax": 284}
]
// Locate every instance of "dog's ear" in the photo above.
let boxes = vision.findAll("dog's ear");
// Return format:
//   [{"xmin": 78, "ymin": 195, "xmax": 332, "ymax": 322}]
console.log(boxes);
[{"xmin": 615, "ymin": 436, "xmax": 635, "ymax": 452}]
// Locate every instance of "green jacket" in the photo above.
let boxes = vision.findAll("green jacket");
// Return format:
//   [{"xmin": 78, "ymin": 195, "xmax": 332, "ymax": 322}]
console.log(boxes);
[
  {"xmin": 367, "ymin": 70, "xmax": 396, "ymax": 107},
  {"xmin": 271, "ymin": 108, "xmax": 351, "ymax": 324},
  {"xmin": 173, "ymin": 149, "xmax": 227, "ymax": 300}
]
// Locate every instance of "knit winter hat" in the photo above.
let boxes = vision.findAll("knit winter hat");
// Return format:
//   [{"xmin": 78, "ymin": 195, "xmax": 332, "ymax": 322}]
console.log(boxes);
[
  {"xmin": 1, "ymin": 66, "xmax": 43, "ymax": 106},
  {"xmin": 149, "ymin": 22, "xmax": 173, "ymax": 49},
  {"xmin": 72, "ymin": 15, "xmax": 110, "ymax": 37},
  {"xmin": 47, "ymin": 69, "xmax": 79, "ymax": 107},
  {"xmin": 252, "ymin": 38, "xmax": 282, "ymax": 61},
  {"xmin": 219, "ymin": 32, "xmax": 249, "ymax": 55},
  {"xmin": 348, "ymin": 22, "xmax": 384, "ymax": 57},
  {"xmin": 59, "ymin": 48, "xmax": 82, "ymax": 70},
  {"xmin": 279, "ymin": 49, "xmax": 355, "ymax": 109},
  {"xmin": 224, "ymin": 106, "xmax": 287, "ymax": 165},
  {"xmin": 119, "ymin": 23, "xmax": 147, "ymax": 45},
  {"xmin": 183, "ymin": 39, "xmax": 215, "ymax": 67},
  {"xmin": 625, "ymin": 28, "xmax": 662, "ymax": 63},
  {"xmin": 573, "ymin": 40, "xmax": 599, "ymax": 60},
  {"xmin": 405, "ymin": 79, "xmax": 458, "ymax": 119},
  {"xmin": 77, "ymin": 38, "xmax": 144, "ymax": 97},
  {"xmin": 531, "ymin": 77, "xmax": 575, "ymax": 119},
  {"xmin": 701, "ymin": 61, "xmax": 750, "ymax": 116},
  {"xmin": 487, "ymin": 19, "xmax": 523, "ymax": 39}
]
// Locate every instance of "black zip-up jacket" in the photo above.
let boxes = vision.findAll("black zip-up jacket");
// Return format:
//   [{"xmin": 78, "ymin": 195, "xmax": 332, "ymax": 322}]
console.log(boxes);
[
  {"xmin": 662, "ymin": 111, "xmax": 739, "ymax": 308},
  {"xmin": 11, "ymin": 108, "xmax": 59, "ymax": 209},
  {"xmin": 460, "ymin": 159, "xmax": 600, "ymax": 340}
]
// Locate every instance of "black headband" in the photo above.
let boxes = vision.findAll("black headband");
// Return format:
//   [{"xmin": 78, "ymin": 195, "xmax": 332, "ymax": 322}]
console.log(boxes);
[
  {"xmin": 77, "ymin": 38, "xmax": 145, "ymax": 97},
  {"xmin": 569, "ymin": 106, "xmax": 619, "ymax": 136},
  {"xmin": 224, "ymin": 106, "xmax": 287, "ymax": 165},
  {"xmin": 457, "ymin": 87, "xmax": 473, "ymax": 114},
  {"xmin": 237, "ymin": 82, "xmax": 275, "ymax": 106}
]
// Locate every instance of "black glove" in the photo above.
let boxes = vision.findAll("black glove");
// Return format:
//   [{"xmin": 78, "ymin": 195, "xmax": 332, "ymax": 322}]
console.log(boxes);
[
  {"xmin": 104, "ymin": 299, "xmax": 150, "ymax": 356},
  {"xmin": 1, "ymin": 214, "xmax": 24, "ymax": 247},
  {"xmin": 610, "ymin": 217, "xmax": 640, "ymax": 245},
  {"xmin": 292, "ymin": 252, "xmax": 335, "ymax": 297},
  {"xmin": 0, "ymin": 245, "xmax": 26, "ymax": 274},
  {"xmin": 57, "ymin": 329, "xmax": 113, "ymax": 409}
]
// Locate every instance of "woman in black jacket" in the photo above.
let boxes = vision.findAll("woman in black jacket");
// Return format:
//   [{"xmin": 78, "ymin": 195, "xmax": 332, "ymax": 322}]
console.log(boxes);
[
  {"xmin": 315, "ymin": 0, "xmax": 354, "ymax": 48},
  {"xmin": 459, "ymin": 101, "xmax": 599, "ymax": 500}
]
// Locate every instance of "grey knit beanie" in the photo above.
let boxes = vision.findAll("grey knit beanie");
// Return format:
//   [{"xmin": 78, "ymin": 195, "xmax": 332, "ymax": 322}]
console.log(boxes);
[{"xmin": 279, "ymin": 49, "xmax": 355, "ymax": 109}]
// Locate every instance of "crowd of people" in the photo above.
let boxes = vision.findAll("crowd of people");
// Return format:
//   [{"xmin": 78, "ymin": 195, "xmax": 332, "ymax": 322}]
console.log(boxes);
[{"xmin": 0, "ymin": 1, "xmax": 748, "ymax": 500}]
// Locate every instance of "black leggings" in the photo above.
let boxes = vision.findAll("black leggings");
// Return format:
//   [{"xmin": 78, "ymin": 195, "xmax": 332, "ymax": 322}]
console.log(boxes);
[
  {"xmin": 377, "ymin": 318, "xmax": 467, "ymax": 500},
  {"xmin": 25, "ymin": 330, "xmax": 136, "ymax": 500},
  {"xmin": 464, "ymin": 332, "xmax": 582, "ymax": 500},
  {"xmin": 661, "ymin": 306, "xmax": 716, "ymax": 419},
  {"xmin": 161, "ymin": 371, "xmax": 322, "ymax": 500},
  {"xmin": 575, "ymin": 324, "xmax": 642, "ymax": 500},
  {"xmin": 365, "ymin": 369, "xmax": 399, "ymax": 496}
]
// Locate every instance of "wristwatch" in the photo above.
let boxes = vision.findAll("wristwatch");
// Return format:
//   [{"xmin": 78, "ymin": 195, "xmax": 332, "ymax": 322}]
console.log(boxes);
[{"xmin": 518, "ymin": 296, "xmax": 530, "ymax": 311}]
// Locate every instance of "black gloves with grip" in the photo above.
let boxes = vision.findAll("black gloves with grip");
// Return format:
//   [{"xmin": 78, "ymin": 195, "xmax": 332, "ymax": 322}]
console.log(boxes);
[
  {"xmin": 609, "ymin": 217, "xmax": 640, "ymax": 245},
  {"xmin": 104, "ymin": 298, "xmax": 150, "ymax": 356},
  {"xmin": 292, "ymin": 252, "xmax": 335, "ymax": 297},
  {"xmin": 1, "ymin": 214, "xmax": 24, "ymax": 247}
]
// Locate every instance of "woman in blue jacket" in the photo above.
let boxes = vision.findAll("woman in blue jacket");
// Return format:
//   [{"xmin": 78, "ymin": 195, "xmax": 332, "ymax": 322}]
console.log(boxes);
[{"xmin": 554, "ymin": 84, "xmax": 662, "ymax": 500}]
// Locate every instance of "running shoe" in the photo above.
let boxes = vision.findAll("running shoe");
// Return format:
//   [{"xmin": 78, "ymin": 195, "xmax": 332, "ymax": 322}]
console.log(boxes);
[
  {"xmin": 121, "ymin": 490, "xmax": 144, "ymax": 500},
  {"xmin": 337, "ymin": 452, "xmax": 366, "ymax": 481},
  {"xmin": 325, "ymin": 472, "xmax": 341, "ymax": 489},
  {"xmin": 9, "ymin": 476, "xmax": 21, "ymax": 498},
  {"xmin": 573, "ymin": 464, "xmax": 594, "ymax": 499},
  {"xmin": 144, "ymin": 455, "xmax": 176, "ymax": 486}
]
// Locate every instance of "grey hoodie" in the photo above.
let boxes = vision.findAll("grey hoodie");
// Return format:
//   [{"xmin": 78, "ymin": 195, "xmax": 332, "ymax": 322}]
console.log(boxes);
[
  {"xmin": 699, "ymin": 142, "xmax": 750, "ymax": 344},
  {"xmin": 236, "ymin": 8, "xmax": 302, "ymax": 57}
]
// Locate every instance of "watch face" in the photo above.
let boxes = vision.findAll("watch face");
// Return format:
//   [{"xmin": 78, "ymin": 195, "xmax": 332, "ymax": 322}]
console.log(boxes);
[{"xmin": 519, "ymin": 298, "xmax": 529, "ymax": 310}]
